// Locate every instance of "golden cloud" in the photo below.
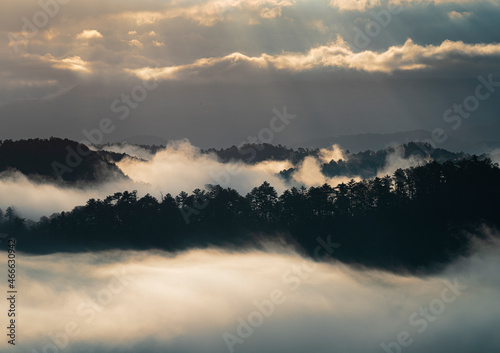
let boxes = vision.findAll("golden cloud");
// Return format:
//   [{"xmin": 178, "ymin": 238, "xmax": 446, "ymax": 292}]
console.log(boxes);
[{"xmin": 129, "ymin": 38, "xmax": 500, "ymax": 80}]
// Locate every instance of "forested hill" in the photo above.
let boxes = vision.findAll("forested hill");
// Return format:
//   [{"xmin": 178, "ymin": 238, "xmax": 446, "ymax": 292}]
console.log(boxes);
[
  {"xmin": 0, "ymin": 137, "xmax": 473, "ymax": 185},
  {"xmin": 4, "ymin": 157, "xmax": 500, "ymax": 274},
  {"xmin": 204, "ymin": 141, "xmax": 468, "ymax": 166},
  {"xmin": 0, "ymin": 138, "xmax": 129, "ymax": 184}
]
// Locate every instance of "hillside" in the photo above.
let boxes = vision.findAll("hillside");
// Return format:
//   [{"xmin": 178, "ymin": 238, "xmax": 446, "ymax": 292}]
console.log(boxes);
[{"xmin": 0, "ymin": 138, "xmax": 129, "ymax": 184}]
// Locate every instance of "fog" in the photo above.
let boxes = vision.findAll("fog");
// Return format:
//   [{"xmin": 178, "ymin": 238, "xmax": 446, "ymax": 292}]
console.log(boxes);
[
  {"xmin": 0, "ymin": 171, "xmax": 133, "ymax": 220},
  {"xmin": 377, "ymin": 145, "xmax": 426, "ymax": 178},
  {"xmin": 0, "ymin": 141, "xmax": 429, "ymax": 220},
  {"xmin": 490, "ymin": 149, "xmax": 500, "ymax": 165},
  {"xmin": 114, "ymin": 139, "xmax": 293, "ymax": 197},
  {"xmin": 2, "ymin": 232, "xmax": 499, "ymax": 353}
]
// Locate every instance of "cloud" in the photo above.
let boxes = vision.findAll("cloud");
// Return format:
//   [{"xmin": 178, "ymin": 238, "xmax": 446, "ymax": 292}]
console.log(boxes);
[
  {"xmin": 489, "ymin": 149, "xmax": 500, "ymax": 165},
  {"xmin": 329, "ymin": 0, "xmax": 495, "ymax": 11},
  {"xmin": 115, "ymin": 0, "xmax": 294, "ymax": 27},
  {"xmin": 130, "ymin": 38, "xmax": 500, "ymax": 80},
  {"xmin": 318, "ymin": 144, "xmax": 345, "ymax": 164},
  {"xmin": 76, "ymin": 29, "xmax": 103, "ymax": 39},
  {"xmin": 290, "ymin": 143, "xmax": 427, "ymax": 188},
  {"xmin": 18, "ymin": 52, "xmax": 92, "ymax": 74},
  {"xmin": 448, "ymin": 10, "xmax": 473, "ymax": 20},
  {"xmin": 291, "ymin": 145, "xmax": 355, "ymax": 187},
  {"xmin": 292, "ymin": 156, "xmax": 332, "ymax": 186},
  {"xmin": 114, "ymin": 140, "xmax": 292, "ymax": 196},
  {"xmin": 97, "ymin": 144, "xmax": 154, "ymax": 161},
  {"xmin": 329, "ymin": 0, "xmax": 382, "ymax": 12},
  {"xmin": 127, "ymin": 39, "xmax": 143, "ymax": 47},
  {"xmin": 49, "ymin": 55, "xmax": 90, "ymax": 73},
  {"xmin": 0, "ymin": 171, "xmax": 109, "ymax": 220},
  {"xmin": 152, "ymin": 40, "xmax": 165, "ymax": 47},
  {"xmin": 4, "ymin": 233, "xmax": 500, "ymax": 353},
  {"xmin": 376, "ymin": 145, "xmax": 426, "ymax": 177}
]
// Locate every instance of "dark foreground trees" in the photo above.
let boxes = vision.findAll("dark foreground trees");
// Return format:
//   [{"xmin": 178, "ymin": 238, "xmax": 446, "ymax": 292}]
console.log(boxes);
[{"xmin": 11, "ymin": 157, "xmax": 500, "ymax": 273}]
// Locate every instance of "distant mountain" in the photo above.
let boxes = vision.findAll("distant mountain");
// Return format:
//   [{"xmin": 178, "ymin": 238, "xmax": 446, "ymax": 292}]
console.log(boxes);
[
  {"xmin": 294, "ymin": 122, "xmax": 500, "ymax": 153},
  {"xmin": 294, "ymin": 130, "xmax": 431, "ymax": 152},
  {"xmin": 204, "ymin": 143, "xmax": 317, "ymax": 165},
  {"xmin": 280, "ymin": 142, "xmax": 471, "ymax": 181}
]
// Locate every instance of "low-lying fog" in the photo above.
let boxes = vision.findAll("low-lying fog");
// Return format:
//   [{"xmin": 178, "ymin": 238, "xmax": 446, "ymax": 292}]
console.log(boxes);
[
  {"xmin": 0, "ymin": 140, "xmax": 428, "ymax": 220},
  {"xmin": 2, "ymin": 233, "xmax": 499, "ymax": 353}
]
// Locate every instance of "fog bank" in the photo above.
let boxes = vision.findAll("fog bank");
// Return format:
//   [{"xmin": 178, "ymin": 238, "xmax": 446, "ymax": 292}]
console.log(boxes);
[{"xmin": 1, "ymin": 234, "xmax": 499, "ymax": 353}]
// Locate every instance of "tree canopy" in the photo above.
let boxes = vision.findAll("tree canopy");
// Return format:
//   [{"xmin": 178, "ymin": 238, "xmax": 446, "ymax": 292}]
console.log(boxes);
[{"xmin": 6, "ymin": 157, "xmax": 500, "ymax": 273}]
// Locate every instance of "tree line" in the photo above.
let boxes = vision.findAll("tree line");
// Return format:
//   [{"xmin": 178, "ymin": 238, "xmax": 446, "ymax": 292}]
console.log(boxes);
[
  {"xmin": 1, "ymin": 138, "xmax": 471, "ymax": 185},
  {"xmin": 8, "ymin": 157, "xmax": 500, "ymax": 273}
]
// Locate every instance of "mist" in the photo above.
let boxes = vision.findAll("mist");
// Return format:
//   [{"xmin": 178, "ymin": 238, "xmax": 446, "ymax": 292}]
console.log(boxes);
[
  {"xmin": 114, "ymin": 140, "xmax": 293, "ymax": 197},
  {"xmin": 2, "ymin": 232, "xmax": 499, "ymax": 353},
  {"xmin": 490, "ymin": 149, "xmax": 500, "ymax": 165},
  {"xmin": 0, "ymin": 140, "xmax": 429, "ymax": 220}
]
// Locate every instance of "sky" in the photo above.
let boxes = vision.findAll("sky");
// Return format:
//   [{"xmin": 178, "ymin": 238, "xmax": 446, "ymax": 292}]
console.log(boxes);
[{"xmin": 1, "ymin": 0, "xmax": 500, "ymax": 147}]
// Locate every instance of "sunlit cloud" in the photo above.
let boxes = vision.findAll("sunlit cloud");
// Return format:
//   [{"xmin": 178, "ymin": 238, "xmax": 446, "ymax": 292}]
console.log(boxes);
[
  {"xmin": 128, "ymin": 39, "xmax": 144, "ymax": 47},
  {"xmin": 48, "ymin": 55, "xmax": 91, "ymax": 73},
  {"xmin": 114, "ymin": 140, "xmax": 291, "ymax": 196},
  {"xmin": 0, "ymin": 171, "xmax": 111, "ymax": 220},
  {"xmin": 129, "ymin": 38, "xmax": 500, "ymax": 80},
  {"xmin": 76, "ymin": 29, "xmax": 103, "ymax": 39},
  {"xmin": 318, "ymin": 145, "xmax": 345, "ymax": 164}
]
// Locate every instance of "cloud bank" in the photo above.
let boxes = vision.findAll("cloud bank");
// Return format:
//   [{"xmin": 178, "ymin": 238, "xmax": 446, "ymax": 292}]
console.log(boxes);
[
  {"xmin": 2, "ymin": 233, "xmax": 499, "ymax": 353},
  {"xmin": 130, "ymin": 38, "xmax": 500, "ymax": 80}
]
